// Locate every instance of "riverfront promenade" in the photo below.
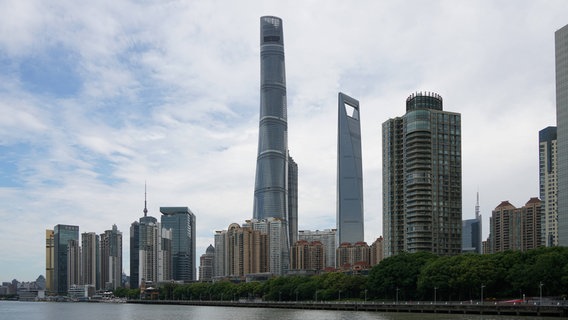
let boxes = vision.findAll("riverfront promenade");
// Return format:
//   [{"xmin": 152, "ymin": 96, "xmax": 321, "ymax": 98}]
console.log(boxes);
[{"xmin": 128, "ymin": 299, "xmax": 568, "ymax": 317}]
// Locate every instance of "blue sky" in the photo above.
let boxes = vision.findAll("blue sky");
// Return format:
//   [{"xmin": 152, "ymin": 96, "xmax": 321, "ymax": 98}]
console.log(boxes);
[{"xmin": 1, "ymin": 0, "xmax": 567, "ymax": 281}]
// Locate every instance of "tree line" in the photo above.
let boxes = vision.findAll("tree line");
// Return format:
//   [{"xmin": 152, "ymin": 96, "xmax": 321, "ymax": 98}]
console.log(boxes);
[{"xmin": 115, "ymin": 246, "xmax": 568, "ymax": 302}]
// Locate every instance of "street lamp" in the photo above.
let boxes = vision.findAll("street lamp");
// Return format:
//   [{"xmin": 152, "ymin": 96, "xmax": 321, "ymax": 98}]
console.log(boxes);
[
  {"xmin": 364, "ymin": 289, "xmax": 368, "ymax": 302},
  {"xmin": 315, "ymin": 290, "xmax": 318, "ymax": 302},
  {"xmin": 539, "ymin": 282, "xmax": 544, "ymax": 305},
  {"xmin": 296, "ymin": 289, "xmax": 299, "ymax": 302},
  {"xmin": 279, "ymin": 291, "xmax": 282, "ymax": 302},
  {"xmin": 396, "ymin": 287, "xmax": 400, "ymax": 304},
  {"xmin": 434, "ymin": 287, "xmax": 437, "ymax": 304},
  {"xmin": 480, "ymin": 284, "xmax": 485, "ymax": 305},
  {"xmin": 338, "ymin": 290, "xmax": 341, "ymax": 301}
]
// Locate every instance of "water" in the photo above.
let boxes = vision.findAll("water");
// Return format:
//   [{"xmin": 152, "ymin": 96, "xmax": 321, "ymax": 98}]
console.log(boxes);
[{"xmin": 0, "ymin": 301, "xmax": 552, "ymax": 320}]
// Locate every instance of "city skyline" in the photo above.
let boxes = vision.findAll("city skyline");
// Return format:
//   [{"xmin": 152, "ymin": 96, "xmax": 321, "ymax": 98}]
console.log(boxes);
[{"xmin": 1, "ymin": 1, "xmax": 567, "ymax": 281}]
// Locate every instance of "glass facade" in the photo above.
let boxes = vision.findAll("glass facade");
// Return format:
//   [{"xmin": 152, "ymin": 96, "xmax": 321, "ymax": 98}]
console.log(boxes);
[
  {"xmin": 556, "ymin": 24, "xmax": 568, "ymax": 246},
  {"xmin": 160, "ymin": 207, "xmax": 196, "ymax": 281},
  {"xmin": 53, "ymin": 224, "xmax": 79, "ymax": 295},
  {"xmin": 383, "ymin": 92, "xmax": 462, "ymax": 257},
  {"xmin": 337, "ymin": 92, "xmax": 364, "ymax": 247},
  {"xmin": 254, "ymin": 16, "xmax": 289, "ymax": 221}
]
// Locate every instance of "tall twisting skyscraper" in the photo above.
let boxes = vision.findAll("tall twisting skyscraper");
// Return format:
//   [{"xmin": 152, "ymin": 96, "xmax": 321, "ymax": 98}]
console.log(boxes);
[
  {"xmin": 555, "ymin": 24, "xmax": 568, "ymax": 246},
  {"xmin": 383, "ymin": 92, "xmax": 462, "ymax": 256},
  {"xmin": 253, "ymin": 16, "xmax": 289, "ymax": 222},
  {"xmin": 337, "ymin": 92, "xmax": 364, "ymax": 247}
]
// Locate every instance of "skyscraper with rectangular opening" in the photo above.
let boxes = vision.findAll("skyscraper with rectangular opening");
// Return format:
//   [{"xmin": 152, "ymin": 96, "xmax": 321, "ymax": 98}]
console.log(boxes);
[{"xmin": 337, "ymin": 92, "xmax": 364, "ymax": 247}]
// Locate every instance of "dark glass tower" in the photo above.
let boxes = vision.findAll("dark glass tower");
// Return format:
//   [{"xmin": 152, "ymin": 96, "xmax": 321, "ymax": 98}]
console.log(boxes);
[
  {"xmin": 337, "ymin": 92, "xmax": 364, "ymax": 247},
  {"xmin": 53, "ymin": 224, "xmax": 79, "ymax": 295},
  {"xmin": 160, "ymin": 207, "xmax": 196, "ymax": 281},
  {"xmin": 253, "ymin": 16, "xmax": 289, "ymax": 222}
]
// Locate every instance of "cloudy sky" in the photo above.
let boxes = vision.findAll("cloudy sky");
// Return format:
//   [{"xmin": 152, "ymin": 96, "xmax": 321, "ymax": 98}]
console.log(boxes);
[{"xmin": 1, "ymin": 0, "xmax": 567, "ymax": 281}]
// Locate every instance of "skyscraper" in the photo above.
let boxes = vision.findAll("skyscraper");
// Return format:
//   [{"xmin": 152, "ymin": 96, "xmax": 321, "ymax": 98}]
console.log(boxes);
[
  {"xmin": 462, "ymin": 193, "xmax": 482, "ymax": 253},
  {"xmin": 555, "ymin": 24, "xmax": 568, "ymax": 246},
  {"xmin": 490, "ymin": 198, "xmax": 543, "ymax": 253},
  {"xmin": 129, "ymin": 221, "xmax": 139, "ymax": 289},
  {"xmin": 81, "ymin": 232, "xmax": 99, "ymax": 288},
  {"xmin": 199, "ymin": 245, "xmax": 215, "ymax": 281},
  {"xmin": 253, "ymin": 16, "xmax": 290, "ymax": 222},
  {"xmin": 383, "ymin": 92, "xmax": 462, "ymax": 256},
  {"xmin": 288, "ymin": 156, "xmax": 298, "ymax": 245},
  {"xmin": 539, "ymin": 127, "xmax": 558, "ymax": 246},
  {"xmin": 45, "ymin": 229, "xmax": 54, "ymax": 294},
  {"xmin": 53, "ymin": 224, "xmax": 79, "ymax": 295},
  {"xmin": 100, "ymin": 225, "xmax": 122, "ymax": 290},
  {"xmin": 337, "ymin": 92, "xmax": 364, "ymax": 247},
  {"xmin": 160, "ymin": 207, "xmax": 196, "ymax": 281}
]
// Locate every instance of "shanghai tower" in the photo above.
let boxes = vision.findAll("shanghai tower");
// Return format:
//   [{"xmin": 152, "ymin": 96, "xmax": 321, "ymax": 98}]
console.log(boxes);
[{"xmin": 253, "ymin": 16, "xmax": 289, "ymax": 223}]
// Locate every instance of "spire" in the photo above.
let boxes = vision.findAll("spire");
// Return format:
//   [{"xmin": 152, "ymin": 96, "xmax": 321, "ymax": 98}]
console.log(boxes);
[
  {"xmin": 475, "ymin": 191, "xmax": 480, "ymax": 220},
  {"xmin": 143, "ymin": 182, "xmax": 148, "ymax": 217}
]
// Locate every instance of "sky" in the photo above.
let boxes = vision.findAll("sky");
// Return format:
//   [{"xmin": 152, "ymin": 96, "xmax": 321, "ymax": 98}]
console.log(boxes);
[{"xmin": 1, "ymin": 0, "xmax": 567, "ymax": 282}]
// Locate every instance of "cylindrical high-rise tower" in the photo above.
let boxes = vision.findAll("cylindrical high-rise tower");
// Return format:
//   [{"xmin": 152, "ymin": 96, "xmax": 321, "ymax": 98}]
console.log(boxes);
[{"xmin": 253, "ymin": 16, "xmax": 288, "ymax": 221}]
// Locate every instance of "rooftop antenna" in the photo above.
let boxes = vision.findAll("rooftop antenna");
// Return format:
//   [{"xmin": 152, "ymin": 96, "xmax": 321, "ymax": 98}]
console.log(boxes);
[
  {"xmin": 143, "ymin": 181, "xmax": 148, "ymax": 217},
  {"xmin": 475, "ymin": 190, "xmax": 480, "ymax": 220}
]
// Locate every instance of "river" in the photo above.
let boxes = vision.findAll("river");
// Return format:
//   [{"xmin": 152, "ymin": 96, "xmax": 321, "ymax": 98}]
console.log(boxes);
[{"xmin": 1, "ymin": 301, "xmax": 552, "ymax": 320}]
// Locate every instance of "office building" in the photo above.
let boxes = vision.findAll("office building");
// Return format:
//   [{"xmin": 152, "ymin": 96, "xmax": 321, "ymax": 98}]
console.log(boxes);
[
  {"xmin": 540, "ymin": 127, "xmax": 558, "ymax": 246},
  {"xmin": 160, "ymin": 207, "xmax": 197, "ymax": 281},
  {"xmin": 199, "ymin": 245, "xmax": 215, "ymax": 281},
  {"xmin": 100, "ymin": 225, "xmax": 122, "ymax": 290},
  {"xmin": 383, "ymin": 92, "xmax": 462, "ymax": 256},
  {"xmin": 129, "ymin": 221, "xmax": 139, "ymax": 289},
  {"xmin": 53, "ymin": 224, "xmax": 79, "ymax": 295},
  {"xmin": 490, "ymin": 198, "xmax": 543, "ymax": 253},
  {"xmin": 337, "ymin": 92, "xmax": 364, "ymax": 247},
  {"xmin": 462, "ymin": 193, "xmax": 482, "ymax": 253},
  {"xmin": 556, "ymin": 24, "xmax": 568, "ymax": 246},
  {"xmin": 253, "ymin": 16, "xmax": 290, "ymax": 222},
  {"xmin": 45, "ymin": 229, "xmax": 54, "ymax": 294},
  {"xmin": 288, "ymin": 156, "xmax": 298, "ymax": 245},
  {"xmin": 80, "ymin": 232, "xmax": 99, "ymax": 288},
  {"xmin": 298, "ymin": 229, "xmax": 336, "ymax": 268}
]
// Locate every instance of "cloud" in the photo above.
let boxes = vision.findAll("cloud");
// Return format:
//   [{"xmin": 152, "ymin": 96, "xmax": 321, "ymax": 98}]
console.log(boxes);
[{"xmin": 0, "ymin": 0, "xmax": 567, "ymax": 281}]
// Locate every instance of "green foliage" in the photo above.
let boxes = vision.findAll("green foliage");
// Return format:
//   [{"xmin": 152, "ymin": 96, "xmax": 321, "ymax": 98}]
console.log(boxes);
[{"xmin": 147, "ymin": 247, "xmax": 568, "ymax": 303}]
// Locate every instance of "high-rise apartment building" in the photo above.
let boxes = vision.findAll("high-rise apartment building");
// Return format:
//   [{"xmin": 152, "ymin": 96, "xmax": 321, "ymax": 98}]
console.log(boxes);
[
  {"xmin": 555, "ymin": 24, "xmax": 568, "ymax": 246},
  {"xmin": 100, "ymin": 225, "xmax": 122, "ymax": 290},
  {"xmin": 539, "ymin": 127, "xmax": 558, "ymax": 246},
  {"xmin": 383, "ymin": 92, "xmax": 462, "ymax": 257},
  {"xmin": 337, "ymin": 93, "xmax": 365, "ymax": 247},
  {"xmin": 298, "ymin": 229, "xmax": 336, "ymax": 268},
  {"xmin": 489, "ymin": 198, "xmax": 543, "ymax": 253},
  {"xmin": 67, "ymin": 239, "xmax": 81, "ymax": 289},
  {"xmin": 290, "ymin": 240, "xmax": 325, "ymax": 272},
  {"xmin": 370, "ymin": 236, "xmax": 384, "ymax": 266},
  {"xmin": 160, "ymin": 207, "xmax": 196, "ymax": 282},
  {"xmin": 53, "ymin": 224, "xmax": 79, "ymax": 295},
  {"xmin": 213, "ymin": 223, "xmax": 268, "ymax": 278},
  {"xmin": 245, "ymin": 218, "xmax": 289, "ymax": 275},
  {"xmin": 45, "ymin": 229, "xmax": 54, "ymax": 294},
  {"xmin": 336, "ymin": 241, "xmax": 370, "ymax": 271},
  {"xmin": 80, "ymin": 232, "xmax": 99, "ymax": 288}
]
